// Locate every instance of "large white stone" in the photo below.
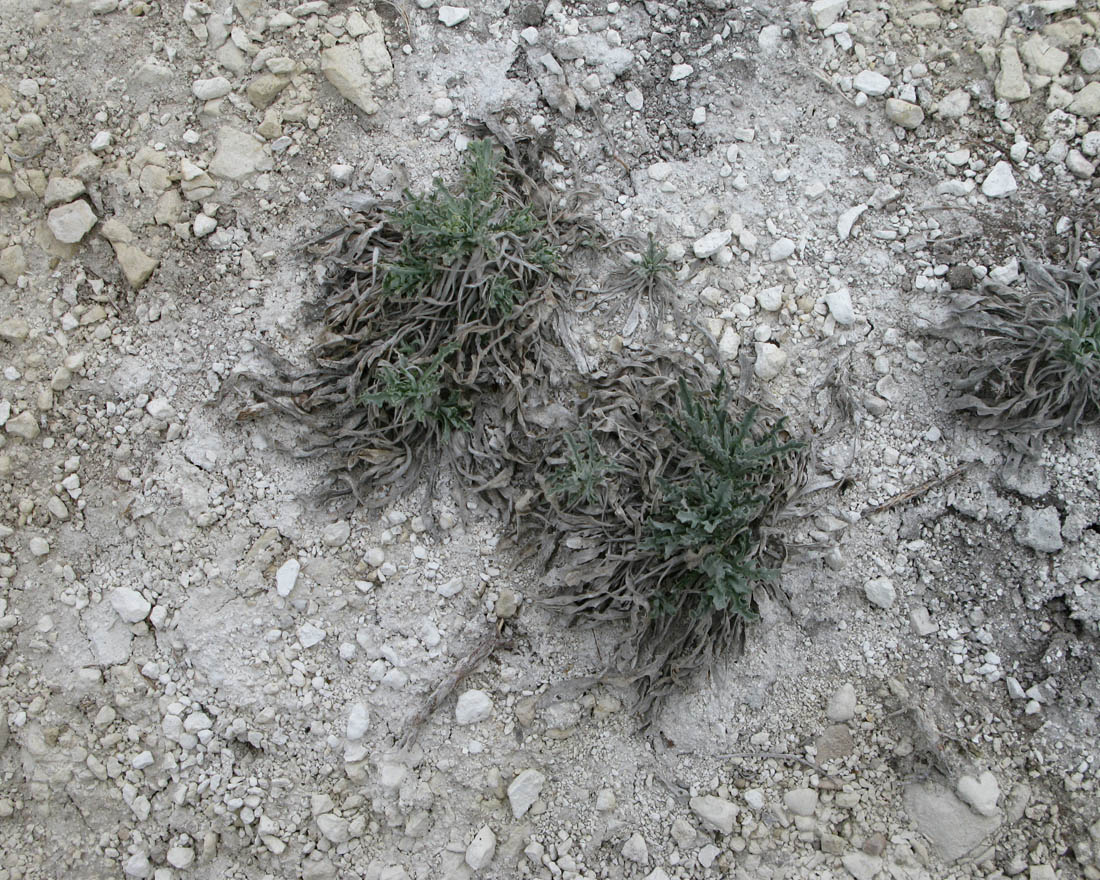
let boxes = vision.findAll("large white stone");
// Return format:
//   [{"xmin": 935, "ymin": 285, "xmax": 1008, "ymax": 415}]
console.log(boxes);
[
  {"xmin": 455, "ymin": 689, "xmax": 493, "ymax": 724},
  {"xmin": 276, "ymin": 558, "xmax": 300, "ymax": 596},
  {"xmin": 825, "ymin": 287, "xmax": 854, "ymax": 325},
  {"xmin": 465, "ymin": 825, "xmax": 496, "ymax": 870},
  {"xmin": 438, "ymin": 5, "xmax": 469, "ymax": 27},
  {"xmin": 316, "ymin": 813, "xmax": 350, "ymax": 844},
  {"xmin": 209, "ymin": 127, "xmax": 272, "ymax": 180},
  {"xmin": 507, "ymin": 769, "xmax": 545, "ymax": 818},
  {"xmin": 995, "ymin": 46, "xmax": 1031, "ymax": 103},
  {"xmin": 981, "ymin": 161, "xmax": 1017, "ymax": 198},
  {"xmin": 853, "ymin": 70, "xmax": 890, "ymax": 96},
  {"xmin": 346, "ymin": 702, "xmax": 370, "ymax": 740},
  {"xmin": 836, "ymin": 205, "xmax": 867, "ymax": 241},
  {"xmin": 810, "ymin": 0, "xmax": 847, "ymax": 29},
  {"xmin": 690, "ymin": 795, "xmax": 737, "ymax": 834},
  {"xmin": 192, "ymin": 76, "xmax": 232, "ymax": 100},
  {"xmin": 754, "ymin": 343, "xmax": 787, "ymax": 380},
  {"xmin": 693, "ymin": 229, "xmax": 732, "ymax": 259},
  {"xmin": 827, "ymin": 682, "xmax": 857, "ymax": 722},
  {"xmin": 784, "ymin": 787, "xmax": 819, "ymax": 816},
  {"xmin": 718, "ymin": 326, "xmax": 741, "ymax": 360},
  {"xmin": 769, "ymin": 237, "xmax": 795, "ymax": 261},
  {"xmin": 864, "ymin": 577, "xmax": 896, "ymax": 609},
  {"xmin": 885, "ymin": 98, "xmax": 924, "ymax": 129},
  {"xmin": 621, "ymin": 833, "xmax": 649, "ymax": 864},
  {"xmin": 961, "ymin": 6, "xmax": 1006, "ymax": 42},
  {"xmin": 47, "ymin": 200, "xmax": 97, "ymax": 243},
  {"xmin": 956, "ymin": 772, "xmax": 1001, "ymax": 817},
  {"xmin": 1068, "ymin": 82, "xmax": 1100, "ymax": 118},
  {"xmin": 165, "ymin": 847, "xmax": 195, "ymax": 869},
  {"xmin": 298, "ymin": 622, "xmax": 326, "ymax": 647},
  {"xmin": 110, "ymin": 587, "xmax": 151, "ymax": 623}
]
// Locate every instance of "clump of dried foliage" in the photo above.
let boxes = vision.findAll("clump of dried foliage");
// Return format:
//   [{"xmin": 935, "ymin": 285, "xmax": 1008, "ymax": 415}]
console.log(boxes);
[
  {"xmin": 593, "ymin": 233, "xmax": 678, "ymax": 333},
  {"xmin": 524, "ymin": 353, "xmax": 809, "ymax": 721},
  {"xmin": 229, "ymin": 137, "xmax": 813, "ymax": 724},
  {"xmin": 944, "ymin": 254, "xmax": 1100, "ymax": 452},
  {"xmin": 230, "ymin": 138, "xmax": 601, "ymax": 511}
]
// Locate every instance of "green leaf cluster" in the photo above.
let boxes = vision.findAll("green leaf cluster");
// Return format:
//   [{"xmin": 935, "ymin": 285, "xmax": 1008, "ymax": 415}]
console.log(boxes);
[
  {"xmin": 360, "ymin": 343, "xmax": 470, "ymax": 438},
  {"xmin": 382, "ymin": 140, "xmax": 558, "ymax": 308},
  {"xmin": 643, "ymin": 377, "xmax": 803, "ymax": 618},
  {"xmin": 548, "ymin": 430, "xmax": 623, "ymax": 509}
]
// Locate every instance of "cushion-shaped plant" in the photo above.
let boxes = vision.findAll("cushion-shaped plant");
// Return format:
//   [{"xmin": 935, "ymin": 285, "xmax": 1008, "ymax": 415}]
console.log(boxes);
[
  {"xmin": 529, "ymin": 355, "xmax": 809, "ymax": 723},
  {"xmin": 227, "ymin": 137, "xmax": 602, "ymax": 511},
  {"xmin": 945, "ymin": 255, "xmax": 1100, "ymax": 452}
]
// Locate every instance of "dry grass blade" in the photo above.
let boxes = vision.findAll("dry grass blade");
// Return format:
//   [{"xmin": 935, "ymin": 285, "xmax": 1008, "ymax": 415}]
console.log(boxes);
[{"xmin": 943, "ymin": 255, "xmax": 1100, "ymax": 452}]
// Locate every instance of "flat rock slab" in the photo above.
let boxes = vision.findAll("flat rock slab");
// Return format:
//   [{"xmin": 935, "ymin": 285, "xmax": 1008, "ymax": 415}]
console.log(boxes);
[
  {"xmin": 904, "ymin": 781, "xmax": 1002, "ymax": 862},
  {"xmin": 209, "ymin": 127, "xmax": 273, "ymax": 180}
]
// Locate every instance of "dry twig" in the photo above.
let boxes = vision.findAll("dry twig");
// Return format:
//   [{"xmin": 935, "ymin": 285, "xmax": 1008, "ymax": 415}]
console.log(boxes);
[{"xmin": 862, "ymin": 464, "xmax": 971, "ymax": 517}]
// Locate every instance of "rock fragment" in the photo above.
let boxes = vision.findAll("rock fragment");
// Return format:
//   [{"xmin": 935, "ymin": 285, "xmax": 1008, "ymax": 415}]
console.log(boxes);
[
  {"xmin": 322, "ymin": 521, "xmax": 351, "ymax": 547},
  {"xmin": 1020, "ymin": 36, "xmax": 1068, "ymax": 76},
  {"xmin": 836, "ymin": 205, "xmax": 867, "ymax": 241},
  {"xmin": 44, "ymin": 176, "xmax": 86, "ymax": 208},
  {"xmin": 456, "ymin": 689, "xmax": 493, "ymax": 724},
  {"xmin": 621, "ymin": 832, "xmax": 649, "ymax": 864},
  {"xmin": 936, "ymin": 88, "xmax": 971, "ymax": 119},
  {"xmin": 981, "ymin": 161, "xmax": 1017, "ymax": 198},
  {"xmin": 465, "ymin": 825, "xmax": 496, "ymax": 870},
  {"xmin": 995, "ymin": 46, "xmax": 1031, "ymax": 102},
  {"xmin": 810, "ymin": 0, "xmax": 847, "ymax": 30},
  {"xmin": 864, "ymin": 577, "xmax": 896, "ymax": 609},
  {"xmin": 904, "ymin": 782, "xmax": 1002, "ymax": 862},
  {"xmin": 1015, "ymin": 506, "xmax": 1062, "ymax": 553},
  {"xmin": 110, "ymin": 587, "xmax": 151, "ymax": 623},
  {"xmin": 209, "ymin": 127, "xmax": 273, "ymax": 180},
  {"xmin": 0, "ymin": 314, "xmax": 29, "ymax": 340},
  {"xmin": 842, "ymin": 853, "xmax": 883, "ymax": 880},
  {"xmin": 113, "ymin": 243, "xmax": 158, "ymax": 289},
  {"xmin": 784, "ymin": 788, "xmax": 818, "ymax": 817},
  {"xmin": 1068, "ymin": 82, "xmax": 1100, "ymax": 117},
  {"xmin": 4, "ymin": 411, "xmax": 39, "ymax": 440},
  {"xmin": 753, "ymin": 343, "xmax": 787, "ymax": 380},
  {"xmin": 47, "ymin": 200, "xmax": 97, "ymax": 243},
  {"xmin": 507, "ymin": 769, "xmax": 545, "ymax": 818},
  {"xmin": 693, "ymin": 229, "xmax": 732, "ymax": 259},
  {"xmin": 827, "ymin": 682, "xmax": 857, "ymax": 722},
  {"xmin": 346, "ymin": 703, "xmax": 370, "ymax": 740},
  {"xmin": 825, "ymin": 287, "xmax": 854, "ymax": 325},
  {"xmin": 853, "ymin": 71, "xmax": 890, "ymax": 96},
  {"xmin": 956, "ymin": 772, "xmax": 1000, "ymax": 817},
  {"xmin": 246, "ymin": 74, "xmax": 289, "ymax": 108},
  {"xmin": 316, "ymin": 813, "xmax": 350, "ymax": 844},
  {"xmin": 165, "ymin": 847, "xmax": 195, "ymax": 869},
  {"xmin": 885, "ymin": 98, "xmax": 924, "ymax": 129},
  {"xmin": 961, "ymin": 6, "xmax": 1006, "ymax": 42},
  {"xmin": 0, "ymin": 246, "xmax": 25, "ymax": 284},
  {"xmin": 690, "ymin": 795, "xmax": 737, "ymax": 834},
  {"xmin": 769, "ymin": 237, "xmax": 795, "ymax": 261},
  {"xmin": 438, "ymin": 6, "xmax": 469, "ymax": 27},
  {"xmin": 298, "ymin": 622, "xmax": 326, "ymax": 647},
  {"xmin": 192, "ymin": 77, "xmax": 233, "ymax": 100}
]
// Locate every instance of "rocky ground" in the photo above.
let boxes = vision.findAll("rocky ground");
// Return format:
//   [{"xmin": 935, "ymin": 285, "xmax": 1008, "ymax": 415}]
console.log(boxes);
[{"xmin": 1, "ymin": 0, "xmax": 1099, "ymax": 878}]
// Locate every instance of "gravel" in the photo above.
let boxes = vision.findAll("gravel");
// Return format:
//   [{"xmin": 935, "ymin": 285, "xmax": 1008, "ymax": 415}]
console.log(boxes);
[{"xmin": 1, "ymin": 3, "xmax": 1096, "ymax": 879}]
